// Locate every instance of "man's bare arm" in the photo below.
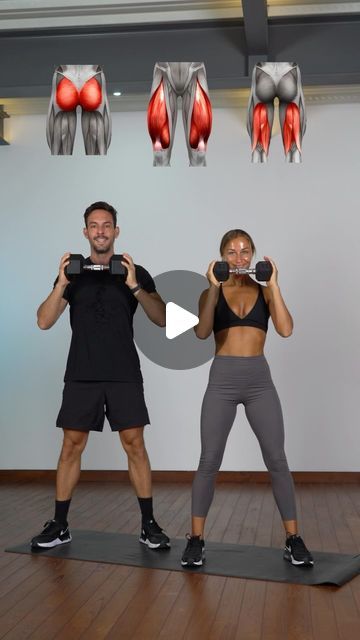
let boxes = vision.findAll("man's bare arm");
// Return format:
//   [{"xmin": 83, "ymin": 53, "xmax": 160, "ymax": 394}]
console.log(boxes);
[{"xmin": 37, "ymin": 253, "xmax": 70, "ymax": 330}]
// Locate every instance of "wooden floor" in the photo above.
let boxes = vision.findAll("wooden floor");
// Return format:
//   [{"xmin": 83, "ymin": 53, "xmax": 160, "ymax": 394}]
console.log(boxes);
[{"xmin": 1, "ymin": 481, "xmax": 360, "ymax": 639}]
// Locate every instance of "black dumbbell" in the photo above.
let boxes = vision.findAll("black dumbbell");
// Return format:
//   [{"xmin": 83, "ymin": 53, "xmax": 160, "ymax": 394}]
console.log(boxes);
[
  {"xmin": 65, "ymin": 254, "xmax": 127, "ymax": 278},
  {"xmin": 213, "ymin": 261, "xmax": 273, "ymax": 283}
]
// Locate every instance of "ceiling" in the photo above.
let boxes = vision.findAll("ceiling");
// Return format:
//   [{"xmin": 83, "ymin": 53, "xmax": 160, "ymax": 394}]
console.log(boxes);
[
  {"xmin": 1, "ymin": 2, "xmax": 360, "ymax": 30},
  {"xmin": 1, "ymin": 1, "xmax": 360, "ymax": 114}
]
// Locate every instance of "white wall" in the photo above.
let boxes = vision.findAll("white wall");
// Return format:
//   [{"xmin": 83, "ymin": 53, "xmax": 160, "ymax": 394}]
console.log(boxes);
[{"xmin": 0, "ymin": 103, "xmax": 359, "ymax": 470}]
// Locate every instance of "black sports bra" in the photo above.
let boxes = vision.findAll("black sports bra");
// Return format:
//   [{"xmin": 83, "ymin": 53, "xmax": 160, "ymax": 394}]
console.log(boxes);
[{"xmin": 213, "ymin": 284, "xmax": 270, "ymax": 334}]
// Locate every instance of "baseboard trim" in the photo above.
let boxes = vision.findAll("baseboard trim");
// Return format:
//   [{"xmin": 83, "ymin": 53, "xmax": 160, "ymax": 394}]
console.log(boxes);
[{"xmin": 0, "ymin": 470, "xmax": 359, "ymax": 483}]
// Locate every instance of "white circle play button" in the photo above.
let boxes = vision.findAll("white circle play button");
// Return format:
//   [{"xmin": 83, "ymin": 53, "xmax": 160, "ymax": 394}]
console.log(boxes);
[{"xmin": 133, "ymin": 270, "xmax": 214, "ymax": 370}]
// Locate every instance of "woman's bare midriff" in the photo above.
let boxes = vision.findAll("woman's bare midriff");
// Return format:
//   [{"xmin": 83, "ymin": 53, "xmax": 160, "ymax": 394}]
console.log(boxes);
[{"xmin": 215, "ymin": 325, "xmax": 266, "ymax": 356}]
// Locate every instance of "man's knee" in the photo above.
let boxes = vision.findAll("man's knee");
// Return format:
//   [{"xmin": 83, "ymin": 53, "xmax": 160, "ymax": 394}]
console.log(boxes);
[
  {"xmin": 120, "ymin": 428, "xmax": 146, "ymax": 459},
  {"xmin": 60, "ymin": 430, "xmax": 88, "ymax": 461}
]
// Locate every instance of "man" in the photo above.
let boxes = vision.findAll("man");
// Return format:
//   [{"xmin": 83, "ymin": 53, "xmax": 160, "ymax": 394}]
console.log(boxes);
[{"xmin": 31, "ymin": 201, "xmax": 170, "ymax": 550}]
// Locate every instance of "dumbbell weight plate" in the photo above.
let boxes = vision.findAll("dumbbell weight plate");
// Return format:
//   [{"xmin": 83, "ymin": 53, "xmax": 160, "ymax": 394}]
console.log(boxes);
[
  {"xmin": 64, "ymin": 254, "xmax": 84, "ymax": 278},
  {"xmin": 213, "ymin": 261, "xmax": 230, "ymax": 282},
  {"xmin": 255, "ymin": 261, "xmax": 273, "ymax": 282},
  {"xmin": 109, "ymin": 255, "xmax": 127, "ymax": 276}
]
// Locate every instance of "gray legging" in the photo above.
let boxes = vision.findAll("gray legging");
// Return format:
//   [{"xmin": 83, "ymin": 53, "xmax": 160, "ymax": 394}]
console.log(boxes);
[{"xmin": 192, "ymin": 355, "xmax": 297, "ymax": 521}]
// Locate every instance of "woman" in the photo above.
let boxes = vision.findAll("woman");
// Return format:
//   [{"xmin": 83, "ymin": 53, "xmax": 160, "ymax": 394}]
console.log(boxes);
[{"xmin": 181, "ymin": 229, "xmax": 313, "ymax": 567}]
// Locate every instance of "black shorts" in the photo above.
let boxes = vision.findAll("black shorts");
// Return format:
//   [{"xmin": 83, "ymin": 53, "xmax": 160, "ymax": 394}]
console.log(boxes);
[{"xmin": 56, "ymin": 381, "xmax": 150, "ymax": 432}]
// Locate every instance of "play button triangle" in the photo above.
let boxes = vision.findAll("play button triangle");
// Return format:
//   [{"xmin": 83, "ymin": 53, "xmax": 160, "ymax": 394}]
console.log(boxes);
[{"xmin": 166, "ymin": 302, "xmax": 199, "ymax": 340}]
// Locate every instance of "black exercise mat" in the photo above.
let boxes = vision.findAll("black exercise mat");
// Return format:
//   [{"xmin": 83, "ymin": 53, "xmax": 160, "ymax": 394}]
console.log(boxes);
[{"xmin": 6, "ymin": 530, "xmax": 360, "ymax": 586}]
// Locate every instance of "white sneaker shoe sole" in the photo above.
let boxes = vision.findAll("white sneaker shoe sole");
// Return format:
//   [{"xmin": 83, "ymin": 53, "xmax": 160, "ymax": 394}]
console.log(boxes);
[
  {"xmin": 139, "ymin": 536, "xmax": 170, "ymax": 549},
  {"xmin": 181, "ymin": 551, "xmax": 205, "ymax": 567},
  {"xmin": 284, "ymin": 547, "xmax": 314, "ymax": 566},
  {"xmin": 31, "ymin": 534, "xmax": 72, "ymax": 549},
  {"xmin": 181, "ymin": 558, "xmax": 204, "ymax": 567}
]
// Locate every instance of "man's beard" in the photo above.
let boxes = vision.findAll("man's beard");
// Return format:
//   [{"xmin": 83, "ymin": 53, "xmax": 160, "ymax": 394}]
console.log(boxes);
[
  {"xmin": 94, "ymin": 246, "xmax": 109, "ymax": 254},
  {"xmin": 92, "ymin": 238, "xmax": 111, "ymax": 254}
]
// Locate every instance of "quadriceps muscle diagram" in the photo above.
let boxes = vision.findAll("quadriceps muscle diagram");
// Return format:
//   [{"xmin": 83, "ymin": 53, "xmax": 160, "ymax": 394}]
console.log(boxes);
[{"xmin": 147, "ymin": 62, "xmax": 212, "ymax": 166}]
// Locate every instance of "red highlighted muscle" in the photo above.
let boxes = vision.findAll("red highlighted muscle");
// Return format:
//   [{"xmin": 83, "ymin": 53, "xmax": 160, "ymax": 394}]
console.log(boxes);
[
  {"xmin": 189, "ymin": 81, "xmax": 212, "ymax": 150},
  {"xmin": 252, "ymin": 103, "xmax": 271, "ymax": 154},
  {"xmin": 283, "ymin": 103, "xmax": 301, "ymax": 154},
  {"xmin": 56, "ymin": 77, "xmax": 102, "ymax": 111},
  {"xmin": 147, "ymin": 81, "xmax": 170, "ymax": 150},
  {"xmin": 79, "ymin": 78, "xmax": 102, "ymax": 110},
  {"xmin": 56, "ymin": 78, "xmax": 79, "ymax": 111}
]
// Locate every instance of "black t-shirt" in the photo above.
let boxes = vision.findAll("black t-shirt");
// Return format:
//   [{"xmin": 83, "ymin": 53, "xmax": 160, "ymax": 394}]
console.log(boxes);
[{"xmin": 54, "ymin": 258, "xmax": 156, "ymax": 382}]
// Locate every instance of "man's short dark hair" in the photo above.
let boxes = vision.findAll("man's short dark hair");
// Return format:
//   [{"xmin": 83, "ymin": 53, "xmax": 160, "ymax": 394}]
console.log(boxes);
[{"xmin": 84, "ymin": 201, "xmax": 117, "ymax": 227}]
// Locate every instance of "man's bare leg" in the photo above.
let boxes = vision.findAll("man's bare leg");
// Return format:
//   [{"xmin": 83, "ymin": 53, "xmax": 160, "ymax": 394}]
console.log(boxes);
[
  {"xmin": 56, "ymin": 428, "xmax": 89, "ymax": 499},
  {"xmin": 119, "ymin": 426, "xmax": 170, "ymax": 548}
]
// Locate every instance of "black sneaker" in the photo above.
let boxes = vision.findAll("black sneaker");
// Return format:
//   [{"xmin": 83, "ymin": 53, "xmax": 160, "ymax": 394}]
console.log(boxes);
[
  {"xmin": 139, "ymin": 519, "xmax": 170, "ymax": 549},
  {"xmin": 284, "ymin": 534, "xmax": 314, "ymax": 567},
  {"xmin": 30, "ymin": 519, "xmax": 72, "ymax": 549},
  {"xmin": 181, "ymin": 534, "xmax": 205, "ymax": 567}
]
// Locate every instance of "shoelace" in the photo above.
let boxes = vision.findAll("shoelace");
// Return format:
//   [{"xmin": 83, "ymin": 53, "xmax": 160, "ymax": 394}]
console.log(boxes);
[
  {"xmin": 185, "ymin": 534, "xmax": 202, "ymax": 549},
  {"xmin": 289, "ymin": 535, "xmax": 308, "ymax": 556},
  {"xmin": 43, "ymin": 519, "xmax": 66, "ymax": 533}
]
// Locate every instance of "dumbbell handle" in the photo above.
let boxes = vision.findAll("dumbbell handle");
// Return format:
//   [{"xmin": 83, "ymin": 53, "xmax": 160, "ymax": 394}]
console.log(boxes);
[
  {"xmin": 83, "ymin": 264, "xmax": 110, "ymax": 271},
  {"xmin": 229, "ymin": 267, "xmax": 257, "ymax": 276}
]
